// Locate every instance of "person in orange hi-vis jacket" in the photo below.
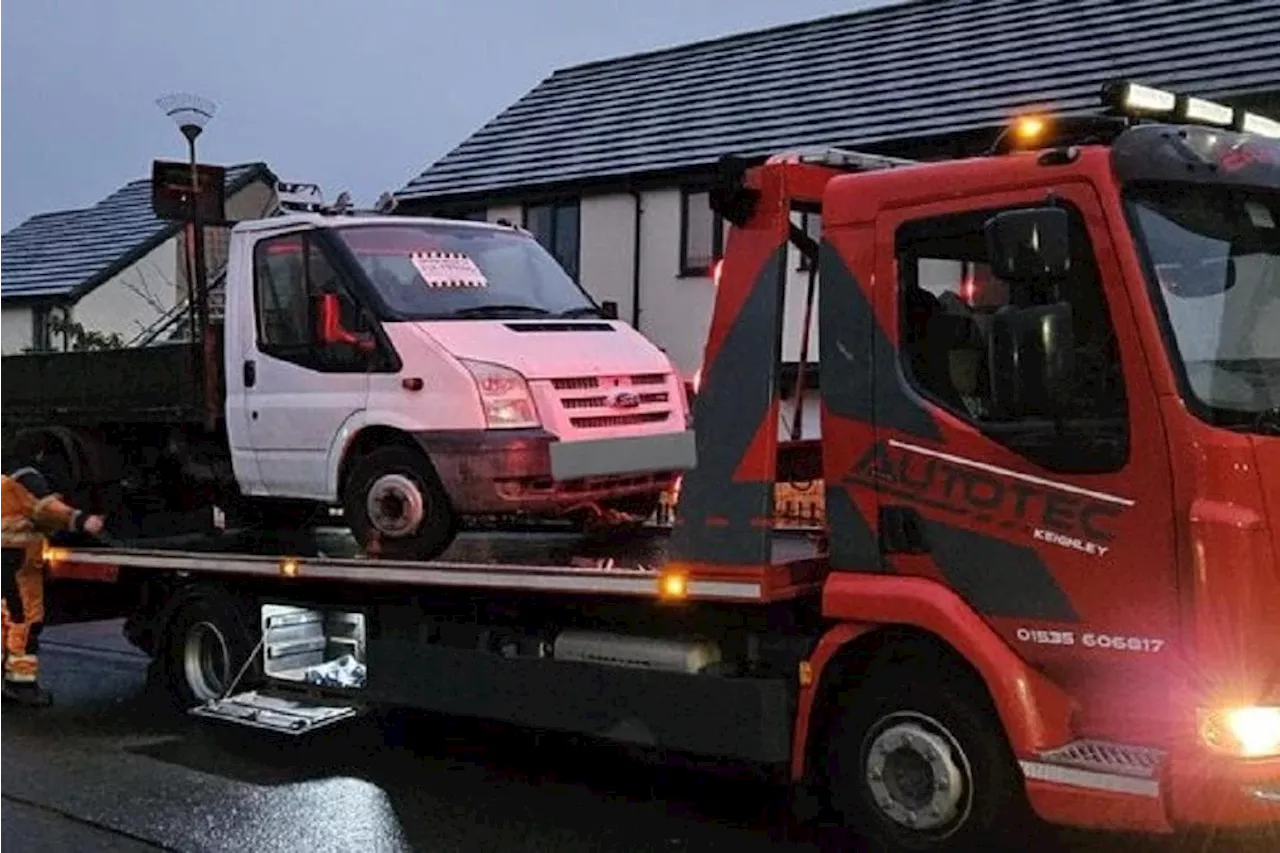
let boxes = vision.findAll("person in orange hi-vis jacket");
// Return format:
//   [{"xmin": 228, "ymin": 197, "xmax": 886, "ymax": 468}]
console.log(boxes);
[{"xmin": 1, "ymin": 467, "xmax": 105, "ymax": 707}]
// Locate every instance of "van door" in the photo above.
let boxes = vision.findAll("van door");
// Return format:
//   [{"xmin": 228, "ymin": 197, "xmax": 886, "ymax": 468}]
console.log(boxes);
[
  {"xmin": 870, "ymin": 183, "xmax": 1178, "ymax": 719},
  {"xmin": 244, "ymin": 232, "xmax": 371, "ymax": 499}
]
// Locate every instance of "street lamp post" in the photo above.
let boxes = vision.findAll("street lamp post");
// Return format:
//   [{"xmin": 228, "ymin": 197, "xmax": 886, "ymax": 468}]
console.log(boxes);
[{"xmin": 157, "ymin": 93, "xmax": 218, "ymax": 428}]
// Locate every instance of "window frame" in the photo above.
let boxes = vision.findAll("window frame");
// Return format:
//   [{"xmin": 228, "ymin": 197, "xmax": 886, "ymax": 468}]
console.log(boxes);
[
  {"xmin": 250, "ymin": 230, "xmax": 396, "ymax": 374},
  {"xmin": 679, "ymin": 187, "xmax": 725, "ymax": 277},
  {"xmin": 522, "ymin": 198, "xmax": 581, "ymax": 281},
  {"xmin": 30, "ymin": 305, "xmax": 52, "ymax": 352},
  {"xmin": 892, "ymin": 199, "xmax": 1131, "ymax": 474}
]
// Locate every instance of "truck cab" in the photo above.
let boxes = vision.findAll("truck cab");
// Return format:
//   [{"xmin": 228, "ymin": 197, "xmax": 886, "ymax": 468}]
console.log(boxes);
[
  {"xmin": 660, "ymin": 81, "xmax": 1280, "ymax": 839},
  {"xmin": 223, "ymin": 202, "xmax": 694, "ymax": 557}
]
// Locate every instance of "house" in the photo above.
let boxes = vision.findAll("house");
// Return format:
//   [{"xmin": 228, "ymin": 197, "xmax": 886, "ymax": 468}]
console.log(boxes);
[
  {"xmin": 394, "ymin": 0, "xmax": 1280, "ymax": 383},
  {"xmin": 1, "ymin": 163, "xmax": 278, "ymax": 354}
]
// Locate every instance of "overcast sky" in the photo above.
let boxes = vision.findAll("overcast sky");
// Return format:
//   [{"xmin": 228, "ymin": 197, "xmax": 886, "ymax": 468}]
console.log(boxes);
[{"xmin": 1, "ymin": 0, "xmax": 890, "ymax": 231}]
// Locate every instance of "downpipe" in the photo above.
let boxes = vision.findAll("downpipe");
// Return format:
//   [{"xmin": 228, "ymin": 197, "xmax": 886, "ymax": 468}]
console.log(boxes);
[{"xmin": 630, "ymin": 189, "xmax": 643, "ymax": 329}]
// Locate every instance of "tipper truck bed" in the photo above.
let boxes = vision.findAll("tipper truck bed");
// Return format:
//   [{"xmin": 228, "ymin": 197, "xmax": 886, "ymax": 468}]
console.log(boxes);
[{"xmin": 3, "ymin": 342, "xmax": 210, "ymax": 424}]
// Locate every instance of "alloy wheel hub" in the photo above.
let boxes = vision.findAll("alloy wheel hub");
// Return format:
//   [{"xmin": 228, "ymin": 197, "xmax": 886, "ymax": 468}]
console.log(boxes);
[
  {"xmin": 864, "ymin": 715, "xmax": 969, "ymax": 833},
  {"xmin": 366, "ymin": 473, "xmax": 426, "ymax": 538}
]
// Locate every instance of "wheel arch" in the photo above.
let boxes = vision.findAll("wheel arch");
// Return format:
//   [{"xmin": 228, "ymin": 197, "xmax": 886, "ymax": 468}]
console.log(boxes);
[
  {"xmin": 149, "ymin": 579, "xmax": 260, "ymax": 647},
  {"xmin": 13, "ymin": 426, "xmax": 87, "ymax": 491},
  {"xmin": 327, "ymin": 412, "xmax": 432, "ymax": 499},
  {"xmin": 792, "ymin": 574, "xmax": 1076, "ymax": 788},
  {"xmin": 331, "ymin": 423, "xmax": 427, "ymax": 500}
]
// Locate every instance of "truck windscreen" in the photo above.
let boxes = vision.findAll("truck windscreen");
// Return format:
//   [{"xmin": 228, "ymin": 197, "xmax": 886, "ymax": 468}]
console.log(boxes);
[
  {"xmin": 1127, "ymin": 184, "xmax": 1280, "ymax": 425},
  {"xmin": 334, "ymin": 223, "xmax": 599, "ymax": 320}
]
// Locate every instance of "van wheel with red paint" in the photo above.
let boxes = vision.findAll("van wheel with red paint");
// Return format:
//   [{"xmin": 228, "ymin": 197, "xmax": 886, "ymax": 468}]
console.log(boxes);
[
  {"xmin": 825, "ymin": 647, "xmax": 1030, "ymax": 852},
  {"xmin": 344, "ymin": 446, "xmax": 457, "ymax": 560}
]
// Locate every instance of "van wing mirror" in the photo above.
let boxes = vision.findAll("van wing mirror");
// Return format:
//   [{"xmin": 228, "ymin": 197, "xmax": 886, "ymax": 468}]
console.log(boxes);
[
  {"xmin": 600, "ymin": 300, "xmax": 619, "ymax": 320},
  {"xmin": 989, "ymin": 302, "xmax": 1075, "ymax": 419},
  {"xmin": 984, "ymin": 207, "xmax": 1071, "ymax": 283},
  {"xmin": 316, "ymin": 292, "xmax": 375, "ymax": 352}
]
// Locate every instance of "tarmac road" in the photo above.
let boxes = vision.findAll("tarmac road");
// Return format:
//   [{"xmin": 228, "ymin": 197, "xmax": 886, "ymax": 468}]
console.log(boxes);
[{"xmin": 2, "ymin": 619, "xmax": 1273, "ymax": 853}]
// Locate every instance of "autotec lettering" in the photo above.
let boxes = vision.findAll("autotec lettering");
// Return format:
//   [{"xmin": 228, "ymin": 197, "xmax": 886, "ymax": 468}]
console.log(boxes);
[{"xmin": 844, "ymin": 441, "xmax": 1124, "ymax": 556}]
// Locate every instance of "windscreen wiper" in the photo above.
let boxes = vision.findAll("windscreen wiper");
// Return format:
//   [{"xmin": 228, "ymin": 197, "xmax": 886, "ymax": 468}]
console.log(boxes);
[
  {"xmin": 557, "ymin": 306, "xmax": 605, "ymax": 318},
  {"xmin": 450, "ymin": 304, "xmax": 552, "ymax": 318},
  {"xmin": 1254, "ymin": 406, "xmax": 1280, "ymax": 436}
]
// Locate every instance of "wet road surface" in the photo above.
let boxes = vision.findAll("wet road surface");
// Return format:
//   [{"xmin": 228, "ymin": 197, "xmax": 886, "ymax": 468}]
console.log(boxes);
[{"xmin": 2, "ymin": 619, "xmax": 1272, "ymax": 853}]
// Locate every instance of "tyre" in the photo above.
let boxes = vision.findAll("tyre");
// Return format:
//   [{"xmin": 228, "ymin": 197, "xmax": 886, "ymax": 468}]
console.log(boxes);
[
  {"xmin": 154, "ymin": 589, "xmax": 261, "ymax": 710},
  {"xmin": 343, "ymin": 446, "xmax": 457, "ymax": 560},
  {"xmin": 824, "ymin": 644, "xmax": 1030, "ymax": 853}
]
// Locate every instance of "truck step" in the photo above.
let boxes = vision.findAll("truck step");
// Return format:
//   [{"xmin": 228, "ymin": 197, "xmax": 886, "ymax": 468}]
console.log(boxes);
[{"xmin": 189, "ymin": 690, "xmax": 361, "ymax": 735}]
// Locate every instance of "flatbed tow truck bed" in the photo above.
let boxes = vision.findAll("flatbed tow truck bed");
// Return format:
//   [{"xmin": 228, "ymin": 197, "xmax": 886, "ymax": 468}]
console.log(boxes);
[
  {"xmin": 42, "ymin": 528, "xmax": 825, "ymax": 759},
  {"xmin": 47, "ymin": 527, "xmax": 827, "ymax": 604}
]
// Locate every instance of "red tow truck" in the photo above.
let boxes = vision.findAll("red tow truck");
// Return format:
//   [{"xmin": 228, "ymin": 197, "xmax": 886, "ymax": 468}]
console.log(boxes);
[{"xmin": 42, "ymin": 82, "xmax": 1280, "ymax": 850}]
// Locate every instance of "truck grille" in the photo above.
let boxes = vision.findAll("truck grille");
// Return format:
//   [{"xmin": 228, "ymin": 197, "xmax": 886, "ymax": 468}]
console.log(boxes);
[{"xmin": 549, "ymin": 373, "xmax": 674, "ymax": 430}]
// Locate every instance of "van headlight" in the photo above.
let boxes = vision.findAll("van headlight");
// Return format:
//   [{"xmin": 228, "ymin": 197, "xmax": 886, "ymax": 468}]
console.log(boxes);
[
  {"xmin": 1199, "ymin": 706, "xmax": 1280, "ymax": 758},
  {"xmin": 459, "ymin": 359, "xmax": 540, "ymax": 429}
]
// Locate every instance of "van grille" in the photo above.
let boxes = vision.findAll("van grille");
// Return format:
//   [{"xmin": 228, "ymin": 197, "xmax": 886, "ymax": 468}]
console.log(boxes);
[
  {"xmin": 549, "ymin": 374, "xmax": 675, "ymax": 430},
  {"xmin": 570, "ymin": 412, "xmax": 671, "ymax": 429}
]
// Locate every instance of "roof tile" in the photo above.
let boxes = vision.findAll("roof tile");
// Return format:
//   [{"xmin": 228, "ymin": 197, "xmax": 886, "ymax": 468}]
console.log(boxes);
[
  {"xmin": 2, "ymin": 163, "xmax": 272, "ymax": 300},
  {"xmin": 398, "ymin": 0, "xmax": 1280, "ymax": 201}
]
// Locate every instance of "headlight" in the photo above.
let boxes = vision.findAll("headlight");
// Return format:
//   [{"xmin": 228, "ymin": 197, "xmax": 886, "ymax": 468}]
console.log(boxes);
[
  {"xmin": 458, "ymin": 359, "xmax": 540, "ymax": 429},
  {"xmin": 1199, "ymin": 706, "xmax": 1280, "ymax": 758}
]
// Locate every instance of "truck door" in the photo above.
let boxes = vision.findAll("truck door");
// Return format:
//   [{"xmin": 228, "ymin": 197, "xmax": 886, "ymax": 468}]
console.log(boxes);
[
  {"xmin": 867, "ymin": 183, "xmax": 1178, "ymax": 708},
  {"xmin": 242, "ymin": 233, "xmax": 371, "ymax": 499}
]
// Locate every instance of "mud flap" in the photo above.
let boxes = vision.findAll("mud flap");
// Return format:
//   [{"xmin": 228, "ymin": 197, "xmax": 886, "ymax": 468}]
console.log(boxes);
[{"xmin": 190, "ymin": 689, "xmax": 362, "ymax": 735}]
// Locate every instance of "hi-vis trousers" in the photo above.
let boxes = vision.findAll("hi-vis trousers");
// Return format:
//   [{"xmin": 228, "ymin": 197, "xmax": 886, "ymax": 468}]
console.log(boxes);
[{"xmin": 2, "ymin": 542, "xmax": 45, "ymax": 683}]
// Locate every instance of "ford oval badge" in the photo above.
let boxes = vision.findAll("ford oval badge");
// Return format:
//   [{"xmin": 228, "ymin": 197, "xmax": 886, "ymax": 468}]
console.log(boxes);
[{"xmin": 609, "ymin": 390, "xmax": 641, "ymax": 409}]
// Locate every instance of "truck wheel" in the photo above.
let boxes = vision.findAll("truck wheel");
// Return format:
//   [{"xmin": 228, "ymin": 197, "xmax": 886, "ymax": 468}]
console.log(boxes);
[
  {"xmin": 156, "ymin": 590, "xmax": 260, "ymax": 710},
  {"xmin": 344, "ymin": 446, "xmax": 457, "ymax": 560},
  {"xmin": 825, "ymin": 648, "xmax": 1028, "ymax": 852}
]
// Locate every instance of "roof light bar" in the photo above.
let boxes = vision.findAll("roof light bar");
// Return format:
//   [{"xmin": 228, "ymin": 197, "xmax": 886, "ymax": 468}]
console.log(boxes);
[
  {"xmin": 765, "ymin": 146, "xmax": 915, "ymax": 171},
  {"xmin": 1104, "ymin": 81, "xmax": 1176, "ymax": 114},
  {"xmin": 1102, "ymin": 80, "xmax": 1280, "ymax": 140},
  {"xmin": 1240, "ymin": 112, "xmax": 1280, "ymax": 139},
  {"xmin": 1179, "ymin": 96, "xmax": 1234, "ymax": 127}
]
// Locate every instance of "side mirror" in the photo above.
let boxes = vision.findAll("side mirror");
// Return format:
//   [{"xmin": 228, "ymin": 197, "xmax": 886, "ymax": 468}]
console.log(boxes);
[
  {"xmin": 989, "ymin": 302, "xmax": 1075, "ymax": 419},
  {"xmin": 985, "ymin": 207, "xmax": 1071, "ymax": 283},
  {"xmin": 316, "ymin": 292, "xmax": 375, "ymax": 352},
  {"xmin": 600, "ymin": 300, "xmax": 619, "ymax": 320}
]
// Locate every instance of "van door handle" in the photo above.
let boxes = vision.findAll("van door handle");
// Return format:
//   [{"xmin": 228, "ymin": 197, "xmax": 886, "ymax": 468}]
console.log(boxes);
[
  {"xmin": 879, "ymin": 505, "xmax": 930, "ymax": 554},
  {"xmin": 243, "ymin": 360, "xmax": 256, "ymax": 388}
]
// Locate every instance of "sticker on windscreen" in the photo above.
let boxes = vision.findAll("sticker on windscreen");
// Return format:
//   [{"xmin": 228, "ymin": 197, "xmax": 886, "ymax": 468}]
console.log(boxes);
[{"xmin": 410, "ymin": 251, "xmax": 489, "ymax": 288}]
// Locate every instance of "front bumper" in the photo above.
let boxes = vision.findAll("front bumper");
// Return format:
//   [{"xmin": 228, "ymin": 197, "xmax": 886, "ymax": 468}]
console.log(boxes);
[
  {"xmin": 1167, "ymin": 752, "xmax": 1280, "ymax": 829},
  {"xmin": 1023, "ymin": 740, "xmax": 1280, "ymax": 834},
  {"xmin": 411, "ymin": 428, "xmax": 694, "ymax": 515}
]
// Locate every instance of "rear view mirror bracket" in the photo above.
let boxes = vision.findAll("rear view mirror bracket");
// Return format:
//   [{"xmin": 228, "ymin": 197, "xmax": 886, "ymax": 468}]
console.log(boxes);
[
  {"xmin": 989, "ymin": 301, "xmax": 1076, "ymax": 423},
  {"xmin": 709, "ymin": 155, "xmax": 761, "ymax": 227}
]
